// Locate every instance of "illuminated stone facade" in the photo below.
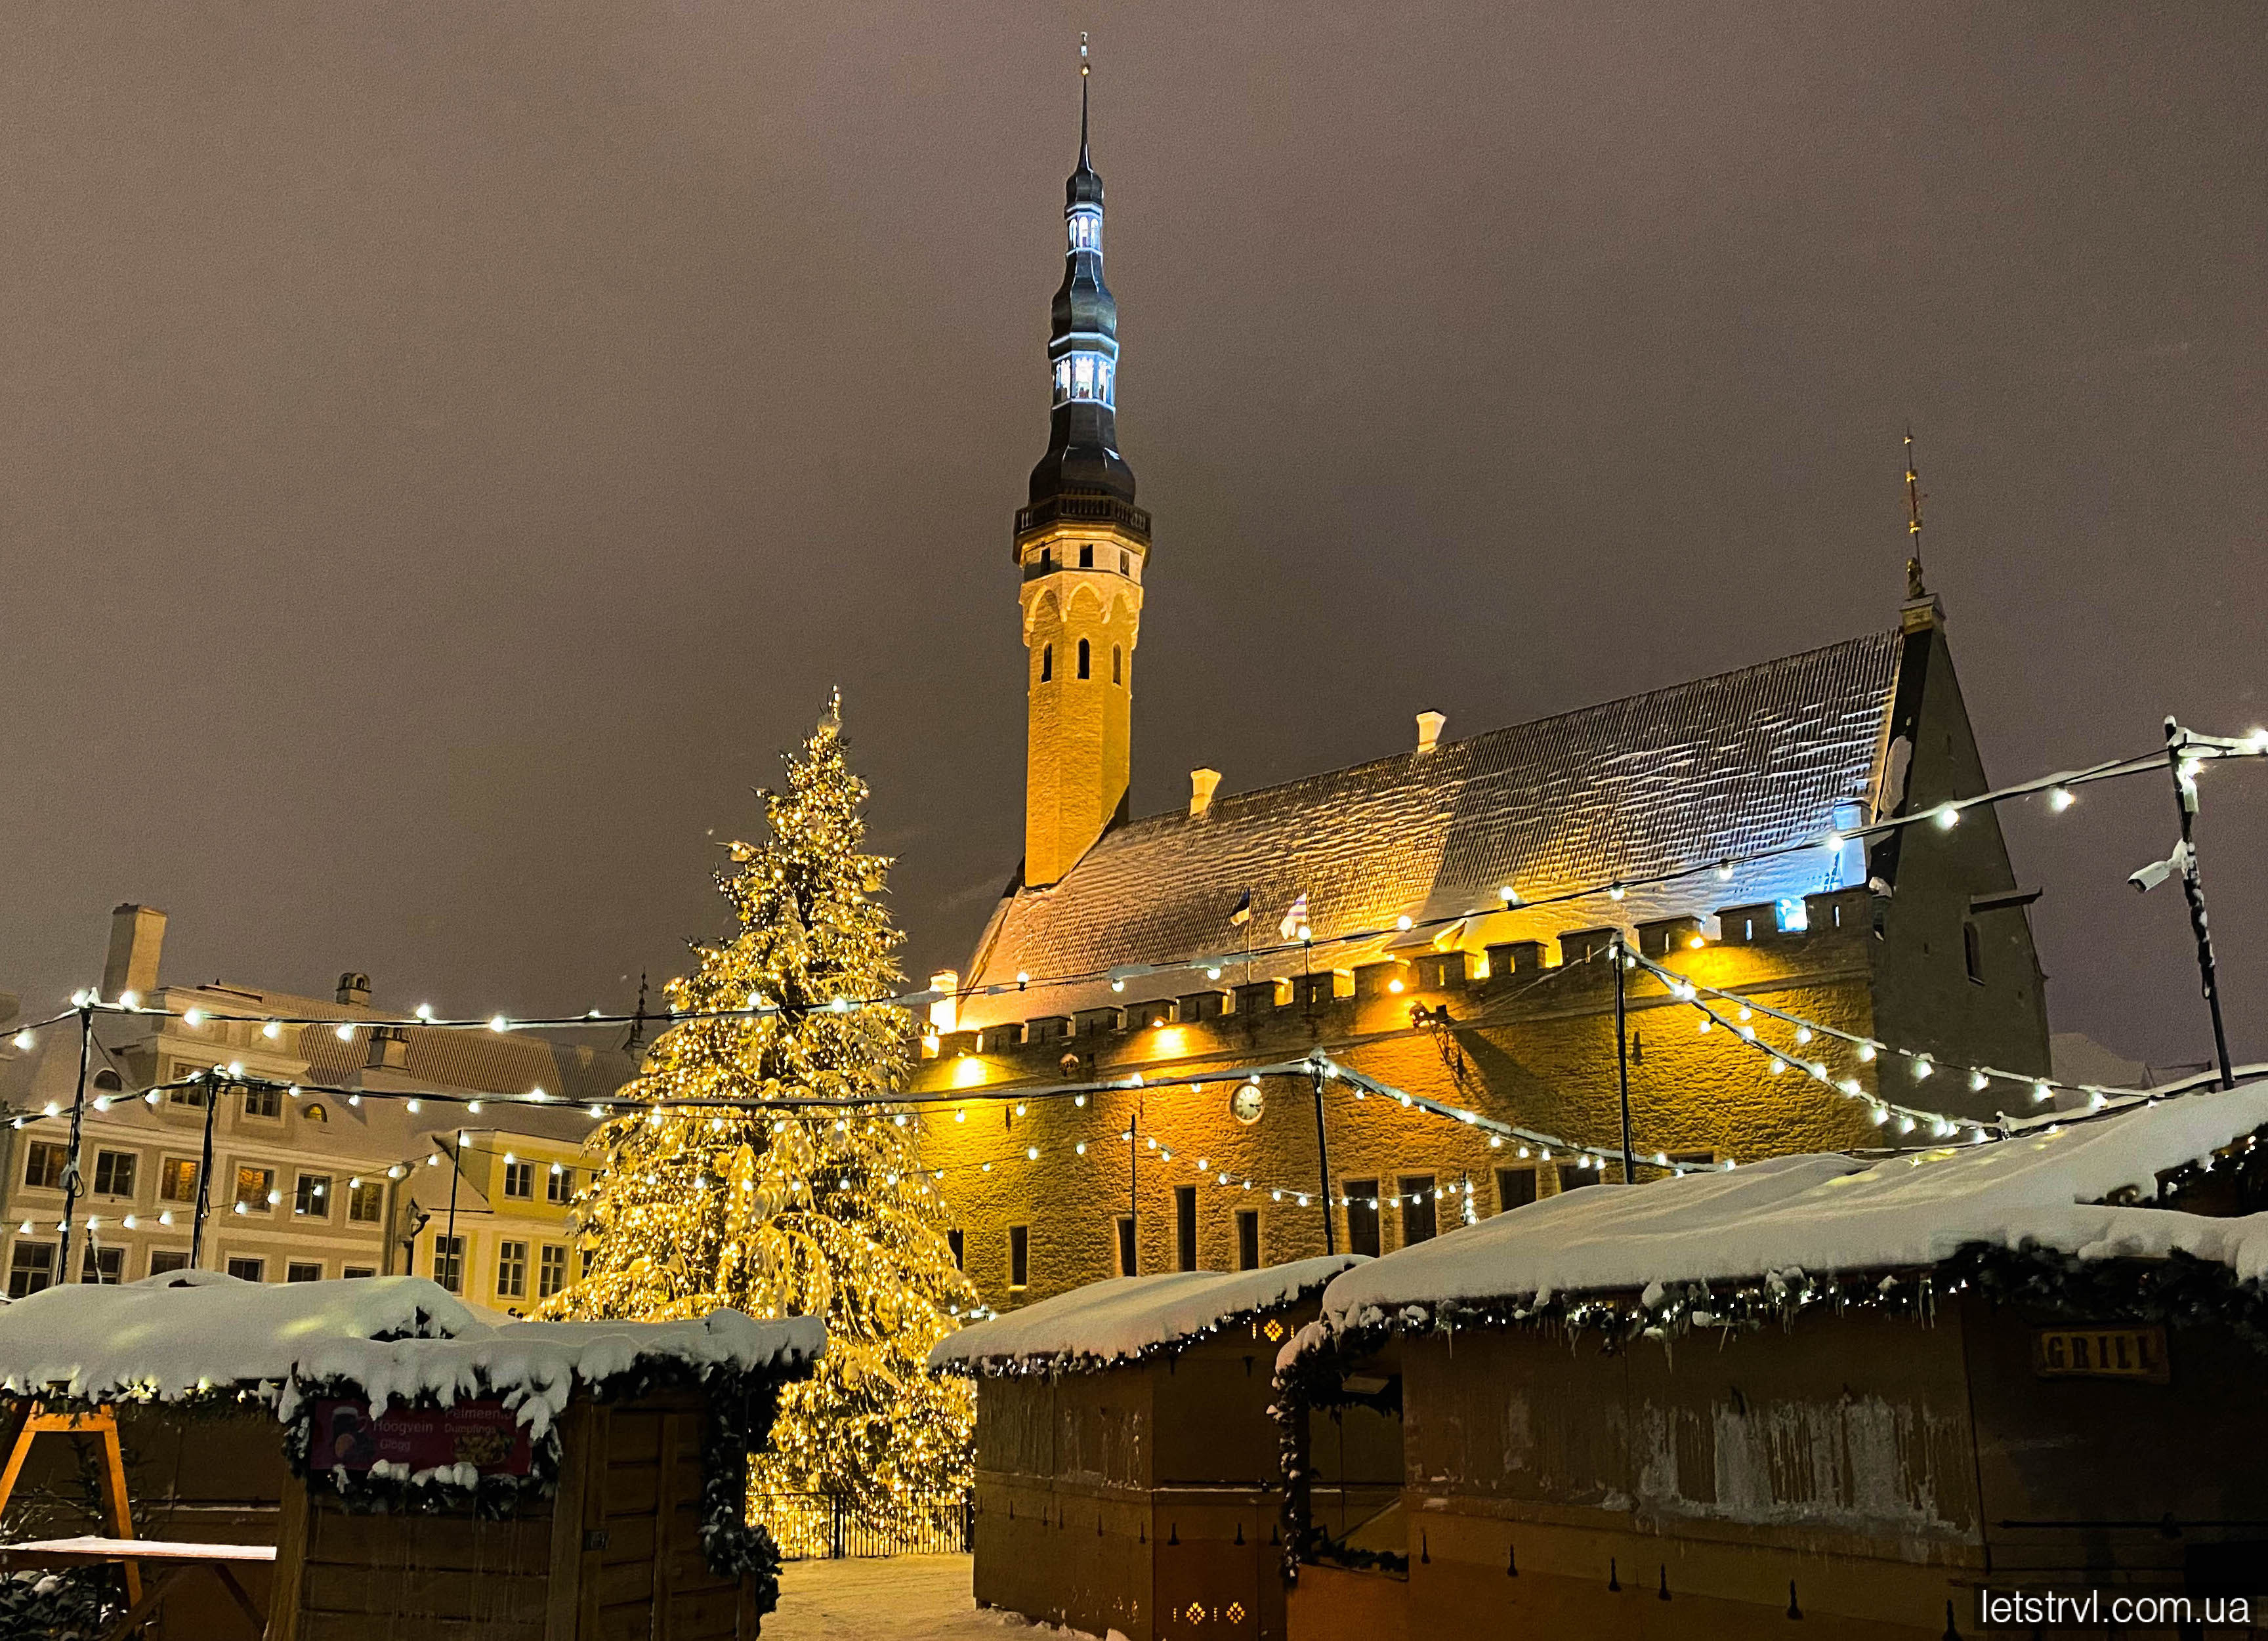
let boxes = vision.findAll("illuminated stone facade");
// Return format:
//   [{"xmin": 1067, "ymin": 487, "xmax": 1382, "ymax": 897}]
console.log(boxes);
[{"xmin": 931, "ymin": 94, "xmax": 2050, "ymax": 1312}]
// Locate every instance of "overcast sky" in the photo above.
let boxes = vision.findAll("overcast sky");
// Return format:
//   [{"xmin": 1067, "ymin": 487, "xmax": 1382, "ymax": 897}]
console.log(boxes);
[{"xmin": 0, "ymin": 5, "xmax": 2260, "ymax": 1070}]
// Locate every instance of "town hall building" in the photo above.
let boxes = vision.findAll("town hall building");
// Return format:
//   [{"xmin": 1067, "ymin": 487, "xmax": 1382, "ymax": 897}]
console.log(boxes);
[{"xmin": 909, "ymin": 74, "xmax": 2053, "ymax": 1310}]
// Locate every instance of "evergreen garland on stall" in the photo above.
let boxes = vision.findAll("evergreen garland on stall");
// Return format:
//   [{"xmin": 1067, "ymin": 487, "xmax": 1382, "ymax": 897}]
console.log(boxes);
[{"xmin": 277, "ymin": 1352, "xmax": 802, "ymax": 1614}]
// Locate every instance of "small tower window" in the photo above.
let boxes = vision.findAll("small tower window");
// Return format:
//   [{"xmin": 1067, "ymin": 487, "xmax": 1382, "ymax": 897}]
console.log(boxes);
[
  {"xmin": 1112, "ymin": 645, "xmax": 1123, "ymax": 684},
  {"xmin": 1078, "ymin": 638, "xmax": 1091, "ymax": 679},
  {"xmin": 1040, "ymin": 644, "xmax": 1052, "ymax": 683},
  {"xmin": 1039, "ymin": 547, "xmax": 1052, "ymax": 570},
  {"xmin": 1079, "ymin": 544, "xmax": 1094, "ymax": 568},
  {"xmin": 1119, "ymin": 549, "xmax": 1129, "ymax": 574},
  {"xmin": 1964, "ymin": 920, "xmax": 1984, "ymax": 984}
]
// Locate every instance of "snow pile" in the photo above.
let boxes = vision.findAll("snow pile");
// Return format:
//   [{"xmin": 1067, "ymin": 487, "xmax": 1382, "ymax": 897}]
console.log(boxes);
[
  {"xmin": 0, "ymin": 1274, "xmax": 487, "ymax": 1403},
  {"xmin": 1318, "ymin": 1080, "xmax": 2268, "ymax": 1331},
  {"xmin": 0, "ymin": 1272, "xmax": 826, "ymax": 1423},
  {"xmin": 289, "ymin": 1313, "xmax": 828, "ymax": 1438},
  {"xmin": 931, "ymin": 1254, "xmax": 1365, "ymax": 1371}
]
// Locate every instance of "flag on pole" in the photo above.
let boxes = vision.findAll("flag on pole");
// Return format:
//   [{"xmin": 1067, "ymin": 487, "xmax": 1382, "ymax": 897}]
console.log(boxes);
[
  {"xmin": 1279, "ymin": 892, "xmax": 1310, "ymax": 941},
  {"xmin": 1228, "ymin": 890, "xmax": 1252, "ymax": 926}
]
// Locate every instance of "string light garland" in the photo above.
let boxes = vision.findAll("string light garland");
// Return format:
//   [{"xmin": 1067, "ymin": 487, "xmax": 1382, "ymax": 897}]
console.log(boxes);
[
  {"xmin": 11, "ymin": 735, "xmax": 2256, "ymax": 1054},
  {"xmin": 1620, "ymin": 948, "xmax": 2260, "ymax": 1141}
]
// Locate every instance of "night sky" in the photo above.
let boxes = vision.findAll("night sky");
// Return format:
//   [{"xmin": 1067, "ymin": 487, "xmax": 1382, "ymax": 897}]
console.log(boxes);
[{"xmin": 1, "ymin": 5, "xmax": 2260, "ymax": 1070}]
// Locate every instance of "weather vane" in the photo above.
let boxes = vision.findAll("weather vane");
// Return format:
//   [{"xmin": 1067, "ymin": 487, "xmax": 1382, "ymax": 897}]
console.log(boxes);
[
  {"xmin": 1903, "ymin": 426, "xmax": 1928, "ymax": 600},
  {"xmin": 1080, "ymin": 32, "xmax": 1089, "ymax": 76}
]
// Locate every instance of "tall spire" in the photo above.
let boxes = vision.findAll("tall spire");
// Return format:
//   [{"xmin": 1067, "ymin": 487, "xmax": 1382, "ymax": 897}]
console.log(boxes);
[
  {"xmin": 1021, "ymin": 31, "xmax": 1138, "ymax": 519},
  {"xmin": 1009, "ymin": 35, "xmax": 1152, "ymax": 890}
]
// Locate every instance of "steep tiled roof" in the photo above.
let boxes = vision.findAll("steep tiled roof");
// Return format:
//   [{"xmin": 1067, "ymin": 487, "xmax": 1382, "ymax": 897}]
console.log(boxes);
[{"xmin": 963, "ymin": 632, "xmax": 1901, "ymax": 1025}]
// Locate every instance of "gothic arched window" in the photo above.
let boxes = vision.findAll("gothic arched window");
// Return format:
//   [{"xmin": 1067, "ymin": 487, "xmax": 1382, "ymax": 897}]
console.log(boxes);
[
  {"xmin": 1078, "ymin": 638, "xmax": 1091, "ymax": 679},
  {"xmin": 1040, "ymin": 644, "xmax": 1053, "ymax": 682}
]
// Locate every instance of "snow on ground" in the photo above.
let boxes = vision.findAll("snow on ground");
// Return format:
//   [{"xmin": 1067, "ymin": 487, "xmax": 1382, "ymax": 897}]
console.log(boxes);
[{"xmin": 765, "ymin": 1556, "xmax": 1114, "ymax": 1641}]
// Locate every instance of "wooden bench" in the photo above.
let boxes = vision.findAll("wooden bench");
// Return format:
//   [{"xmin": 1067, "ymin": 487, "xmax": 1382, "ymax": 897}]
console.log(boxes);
[{"xmin": 0, "ymin": 1534, "xmax": 273, "ymax": 1640}]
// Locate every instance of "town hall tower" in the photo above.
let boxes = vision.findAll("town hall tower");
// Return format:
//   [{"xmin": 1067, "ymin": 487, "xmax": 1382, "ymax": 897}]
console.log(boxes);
[{"xmin": 1015, "ymin": 45, "xmax": 1150, "ymax": 889}]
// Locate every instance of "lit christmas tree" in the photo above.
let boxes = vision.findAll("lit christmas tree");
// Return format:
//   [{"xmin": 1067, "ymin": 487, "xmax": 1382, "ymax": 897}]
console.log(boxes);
[{"xmin": 549, "ymin": 694, "xmax": 976, "ymax": 1550}]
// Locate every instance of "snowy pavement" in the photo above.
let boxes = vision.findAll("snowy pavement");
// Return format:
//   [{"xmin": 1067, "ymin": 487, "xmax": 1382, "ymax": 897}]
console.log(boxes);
[{"xmin": 764, "ymin": 1555, "xmax": 1107, "ymax": 1641}]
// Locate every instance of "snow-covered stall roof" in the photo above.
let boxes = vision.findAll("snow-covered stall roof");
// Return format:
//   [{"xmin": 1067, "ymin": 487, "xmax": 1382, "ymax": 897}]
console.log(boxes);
[
  {"xmin": 0, "ymin": 1272, "xmax": 486, "ymax": 1403},
  {"xmin": 0, "ymin": 1272, "xmax": 824, "ymax": 1415},
  {"xmin": 289, "ymin": 1313, "xmax": 828, "ymax": 1438},
  {"xmin": 1316, "ymin": 1081, "xmax": 2268, "ymax": 1334},
  {"xmin": 932, "ymin": 1254, "xmax": 1366, "ymax": 1373}
]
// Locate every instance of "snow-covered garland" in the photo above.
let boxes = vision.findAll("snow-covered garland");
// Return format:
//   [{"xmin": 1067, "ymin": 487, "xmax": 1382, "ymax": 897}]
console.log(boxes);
[
  {"xmin": 1270, "ymin": 1240, "xmax": 2268, "ymax": 1583},
  {"xmin": 938, "ymin": 1311, "xmax": 1288, "ymax": 1382},
  {"xmin": 276, "ymin": 1356, "xmax": 797, "ymax": 1618}
]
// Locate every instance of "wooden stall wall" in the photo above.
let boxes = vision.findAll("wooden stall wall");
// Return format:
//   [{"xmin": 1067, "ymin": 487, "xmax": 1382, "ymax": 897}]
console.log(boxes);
[
  {"xmin": 1320, "ymin": 1310, "xmax": 1991, "ymax": 1641},
  {"xmin": 1149, "ymin": 1330, "xmax": 1297, "ymax": 1641},
  {"xmin": 972, "ymin": 1370, "xmax": 1156, "ymax": 1641},
  {"xmin": 1961, "ymin": 1296, "xmax": 2268, "ymax": 1604},
  {"xmin": 270, "ymin": 1390, "xmax": 755, "ymax": 1641}
]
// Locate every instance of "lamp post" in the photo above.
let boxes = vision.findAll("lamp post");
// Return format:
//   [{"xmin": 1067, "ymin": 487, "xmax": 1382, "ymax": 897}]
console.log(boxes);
[{"xmin": 1612, "ymin": 935, "xmax": 1637, "ymax": 1185}]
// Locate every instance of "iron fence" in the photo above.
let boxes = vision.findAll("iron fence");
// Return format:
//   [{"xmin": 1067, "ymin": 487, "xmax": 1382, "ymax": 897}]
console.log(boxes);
[{"xmin": 752, "ymin": 1491, "xmax": 973, "ymax": 1560}]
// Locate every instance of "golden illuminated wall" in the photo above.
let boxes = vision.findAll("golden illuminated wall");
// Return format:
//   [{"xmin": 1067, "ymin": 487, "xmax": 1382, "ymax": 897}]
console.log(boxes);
[
  {"xmin": 1019, "ymin": 525, "xmax": 1144, "ymax": 888},
  {"xmin": 912, "ymin": 911, "xmax": 1908, "ymax": 1311}
]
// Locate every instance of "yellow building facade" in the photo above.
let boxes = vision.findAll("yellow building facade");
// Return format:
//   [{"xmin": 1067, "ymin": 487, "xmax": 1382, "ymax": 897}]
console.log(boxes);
[{"xmin": 912, "ymin": 96, "xmax": 2051, "ymax": 1313}]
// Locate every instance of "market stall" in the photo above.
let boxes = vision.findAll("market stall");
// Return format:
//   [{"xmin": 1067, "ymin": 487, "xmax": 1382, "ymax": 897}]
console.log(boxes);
[{"xmin": 0, "ymin": 1270, "xmax": 823, "ymax": 1640}]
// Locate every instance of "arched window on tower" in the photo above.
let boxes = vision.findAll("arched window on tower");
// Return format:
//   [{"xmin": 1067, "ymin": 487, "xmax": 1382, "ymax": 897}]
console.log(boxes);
[
  {"xmin": 1112, "ymin": 645, "xmax": 1123, "ymax": 684},
  {"xmin": 1040, "ymin": 644, "xmax": 1053, "ymax": 682},
  {"xmin": 1078, "ymin": 638, "xmax": 1091, "ymax": 679}
]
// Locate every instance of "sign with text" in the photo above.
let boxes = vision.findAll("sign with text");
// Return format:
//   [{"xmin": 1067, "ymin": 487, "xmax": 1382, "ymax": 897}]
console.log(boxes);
[
  {"xmin": 2031, "ymin": 1325, "xmax": 2169, "ymax": 1384},
  {"xmin": 309, "ymin": 1398, "xmax": 533, "ymax": 1475}
]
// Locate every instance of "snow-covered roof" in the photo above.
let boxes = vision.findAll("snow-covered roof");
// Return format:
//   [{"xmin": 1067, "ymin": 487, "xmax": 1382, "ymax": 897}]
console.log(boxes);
[
  {"xmin": 1316, "ymin": 1081, "xmax": 2268, "ymax": 1331},
  {"xmin": 0, "ymin": 1273, "xmax": 484, "ymax": 1402},
  {"xmin": 931, "ymin": 1254, "xmax": 1366, "ymax": 1372},
  {"xmin": 287, "ymin": 1313, "xmax": 828, "ymax": 1438},
  {"xmin": 962, "ymin": 632, "xmax": 1900, "ymax": 1026},
  {"xmin": 0, "ymin": 1272, "xmax": 823, "ymax": 1413}
]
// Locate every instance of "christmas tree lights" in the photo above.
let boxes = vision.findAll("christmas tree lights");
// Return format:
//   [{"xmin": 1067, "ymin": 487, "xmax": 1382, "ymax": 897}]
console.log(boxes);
[{"xmin": 543, "ymin": 696, "xmax": 976, "ymax": 1553}]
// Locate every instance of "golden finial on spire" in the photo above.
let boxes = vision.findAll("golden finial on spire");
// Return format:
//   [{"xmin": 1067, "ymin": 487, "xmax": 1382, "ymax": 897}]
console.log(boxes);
[
  {"xmin": 1080, "ymin": 31, "xmax": 1090, "ymax": 76},
  {"xmin": 1902, "ymin": 426, "xmax": 1928, "ymax": 600}
]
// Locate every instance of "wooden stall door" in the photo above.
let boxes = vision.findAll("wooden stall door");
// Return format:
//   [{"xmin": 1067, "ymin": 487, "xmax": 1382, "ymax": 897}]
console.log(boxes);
[{"xmin": 567, "ymin": 1395, "xmax": 753, "ymax": 1641}]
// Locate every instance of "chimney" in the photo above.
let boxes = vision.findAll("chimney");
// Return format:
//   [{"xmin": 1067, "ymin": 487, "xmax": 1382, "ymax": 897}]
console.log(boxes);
[
  {"xmin": 1416, "ymin": 711, "xmax": 1447, "ymax": 755},
  {"xmin": 1189, "ymin": 768, "xmax": 1222, "ymax": 818},
  {"xmin": 927, "ymin": 971, "xmax": 960, "ymax": 1035},
  {"xmin": 366, "ymin": 1025, "xmax": 409, "ymax": 1071},
  {"xmin": 102, "ymin": 905, "xmax": 167, "ymax": 1002},
  {"xmin": 336, "ymin": 972, "xmax": 371, "ymax": 1008}
]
